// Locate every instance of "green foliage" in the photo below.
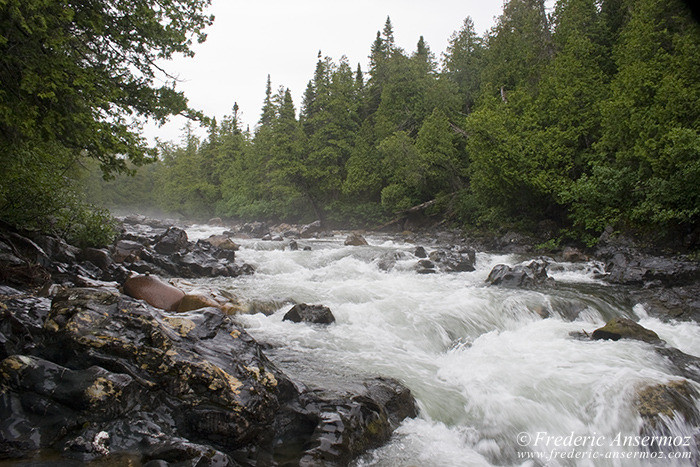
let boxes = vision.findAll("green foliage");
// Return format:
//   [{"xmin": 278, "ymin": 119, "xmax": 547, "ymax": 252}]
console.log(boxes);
[
  {"xmin": 0, "ymin": 0, "xmax": 213, "ymax": 240},
  {"xmin": 79, "ymin": 3, "xmax": 699, "ymax": 246}
]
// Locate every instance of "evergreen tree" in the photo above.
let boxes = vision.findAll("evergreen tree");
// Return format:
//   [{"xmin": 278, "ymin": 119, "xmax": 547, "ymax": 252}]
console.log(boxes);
[{"xmin": 443, "ymin": 17, "xmax": 484, "ymax": 114}]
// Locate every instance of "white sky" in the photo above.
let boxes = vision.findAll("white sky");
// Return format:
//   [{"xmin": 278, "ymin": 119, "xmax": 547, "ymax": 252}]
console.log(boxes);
[{"xmin": 143, "ymin": 0, "xmax": 509, "ymax": 144}]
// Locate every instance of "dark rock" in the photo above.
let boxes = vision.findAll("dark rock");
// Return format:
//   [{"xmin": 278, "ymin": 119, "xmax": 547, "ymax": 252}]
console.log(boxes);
[
  {"xmin": 112, "ymin": 240, "xmax": 145, "ymax": 263},
  {"xmin": 486, "ymin": 261, "xmax": 552, "ymax": 287},
  {"xmin": 560, "ymin": 247, "xmax": 588, "ymax": 262},
  {"xmin": 240, "ymin": 222, "xmax": 269, "ymax": 238},
  {"xmin": 296, "ymin": 377, "xmax": 418, "ymax": 466},
  {"xmin": 303, "ymin": 246, "xmax": 312, "ymax": 251},
  {"xmin": 630, "ymin": 283, "xmax": 700, "ymax": 322},
  {"xmin": 300, "ymin": 221, "xmax": 322, "ymax": 238},
  {"xmin": 79, "ymin": 248, "xmax": 113, "ymax": 270},
  {"xmin": 153, "ymin": 227, "xmax": 188, "ymax": 255},
  {"xmin": 283, "ymin": 304, "xmax": 336, "ymax": 325},
  {"xmin": 0, "ymin": 293, "xmax": 51, "ymax": 359},
  {"xmin": 288, "ymin": 240, "xmax": 299, "ymax": 251},
  {"xmin": 496, "ymin": 231, "xmax": 534, "ymax": 254},
  {"xmin": 654, "ymin": 346, "xmax": 700, "ymax": 383},
  {"xmin": 591, "ymin": 317, "xmax": 661, "ymax": 344},
  {"xmin": 377, "ymin": 252, "xmax": 405, "ymax": 272},
  {"xmin": 344, "ymin": 233, "xmax": 368, "ymax": 246},
  {"xmin": 429, "ymin": 249, "xmax": 475, "ymax": 273},
  {"xmin": 414, "ymin": 246, "xmax": 427, "ymax": 258},
  {"xmin": 0, "ymin": 286, "xmax": 417, "ymax": 464}
]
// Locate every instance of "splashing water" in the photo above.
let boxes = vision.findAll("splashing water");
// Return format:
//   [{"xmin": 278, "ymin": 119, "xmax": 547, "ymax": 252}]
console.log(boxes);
[{"xmin": 189, "ymin": 227, "xmax": 700, "ymax": 466}]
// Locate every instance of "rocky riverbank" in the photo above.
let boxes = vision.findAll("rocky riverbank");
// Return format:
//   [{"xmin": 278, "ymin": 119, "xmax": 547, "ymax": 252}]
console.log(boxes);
[
  {"xmin": 1, "ymin": 215, "xmax": 699, "ymax": 464},
  {"xmin": 0, "ymin": 217, "xmax": 418, "ymax": 465}
]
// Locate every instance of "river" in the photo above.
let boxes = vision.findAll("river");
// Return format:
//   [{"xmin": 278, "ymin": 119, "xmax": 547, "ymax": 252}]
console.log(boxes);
[{"xmin": 187, "ymin": 225, "xmax": 700, "ymax": 466}]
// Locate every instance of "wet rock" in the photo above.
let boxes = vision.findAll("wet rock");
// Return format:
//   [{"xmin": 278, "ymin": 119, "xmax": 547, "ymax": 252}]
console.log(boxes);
[
  {"xmin": 591, "ymin": 317, "xmax": 661, "ymax": 344},
  {"xmin": 653, "ymin": 346, "xmax": 700, "ymax": 383},
  {"xmin": 207, "ymin": 217, "xmax": 224, "ymax": 226},
  {"xmin": 414, "ymin": 246, "xmax": 427, "ymax": 258},
  {"xmin": 283, "ymin": 304, "xmax": 336, "ymax": 325},
  {"xmin": 429, "ymin": 249, "xmax": 475, "ymax": 273},
  {"xmin": 112, "ymin": 240, "xmax": 145, "ymax": 263},
  {"xmin": 486, "ymin": 261, "xmax": 552, "ymax": 287},
  {"xmin": 415, "ymin": 259, "xmax": 436, "ymax": 274},
  {"xmin": 202, "ymin": 235, "xmax": 239, "ymax": 252},
  {"xmin": 495, "ymin": 231, "xmax": 535, "ymax": 254},
  {"xmin": 560, "ymin": 246, "xmax": 588, "ymax": 262},
  {"xmin": 261, "ymin": 233, "xmax": 272, "ymax": 241},
  {"xmin": 153, "ymin": 227, "xmax": 188, "ymax": 255},
  {"xmin": 240, "ymin": 222, "xmax": 269, "ymax": 238},
  {"xmin": 79, "ymin": 248, "xmax": 113, "ymax": 270},
  {"xmin": 123, "ymin": 275, "xmax": 185, "ymax": 311},
  {"xmin": 297, "ymin": 377, "xmax": 418, "ymax": 466},
  {"xmin": 0, "ymin": 292, "xmax": 51, "ymax": 359},
  {"xmin": 0, "ymin": 285, "xmax": 418, "ymax": 464},
  {"xmin": 635, "ymin": 380, "xmax": 700, "ymax": 441},
  {"xmin": 345, "ymin": 233, "xmax": 368, "ymax": 246},
  {"xmin": 630, "ymin": 284, "xmax": 700, "ymax": 322},
  {"xmin": 300, "ymin": 221, "xmax": 322, "ymax": 238},
  {"xmin": 377, "ymin": 252, "xmax": 405, "ymax": 272},
  {"xmin": 288, "ymin": 240, "xmax": 299, "ymax": 251}
]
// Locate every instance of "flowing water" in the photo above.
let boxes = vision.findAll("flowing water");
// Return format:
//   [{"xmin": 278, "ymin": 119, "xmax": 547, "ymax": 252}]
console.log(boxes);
[{"xmin": 187, "ymin": 225, "xmax": 700, "ymax": 466}]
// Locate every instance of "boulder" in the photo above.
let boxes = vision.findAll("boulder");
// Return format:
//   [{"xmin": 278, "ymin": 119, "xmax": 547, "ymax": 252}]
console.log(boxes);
[
  {"xmin": 283, "ymin": 304, "xmax": 336, "ymax": 325},
  {"xmin": 112, "ymin": 240, "xmax": 145, "ymax": 263},
  {"xmin": 153, "ymin": 227, "xmax": 188, "ymax": 255},
  {"xmin": 634, "ymin": 380, "xmax": 699, "ymax": 439},
  {"xmin": 79, "ymin": 248, "xmax": 114, "ymax": 270},
  {"xmin": 415, "ymin": 259, "xmax": 436, "ymax": 274},
  {"xmin": 123, "ymin": 274, "xmax": 185, "ymax": 311},
  {"xmin": 560, "ymin": 246, "xmax": 588, "ymax": 262},
  {"xmin": 486, "ymin": 260, "xmax": 552, "ymax": 287},
  {"xmin": 591, "ymin": 317, "xmax": 661, "ymax": 344},
  {"xmin": 344, "ymin": 233, "xmax": 368, "ymax": 246},
  {"xmin": 288, "ymin": 240, "xmax": 299, "ymax": 251},
  {"xmin": 428, "ymin": 248, "xmax": 475, "ymax": 272},
  {"xmin": 240, "ymin": 222, "xmax": 269, "ymax": 238},
  {"xmin": 0, "ymin": 287, "xmax": 417, "ymax": 464},
  {"xmin": 297, "ymin": 377, "xmax": 418, "ymax": 466},
  {"xmin": 300, "ymin": 220, "xmax": 322, "ymax": 238},
  {"xmin": 207, "ymin": 217, "xmax": 224, "ymax": 226},
  {"xmin": 203, "ymin": 235, "xmax": 239, "ymax": 251},
  {"xmin": 414, "ymin": 246, "xmax": 427, "ymax": 258}
]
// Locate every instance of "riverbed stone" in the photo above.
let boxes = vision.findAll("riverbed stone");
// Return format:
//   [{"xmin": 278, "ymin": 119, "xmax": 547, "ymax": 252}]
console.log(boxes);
[
  {"xmin": 283, "ymin": 304, "xmax": 336, "ymax": 324},
  {"xmin": 591, "ymin": 317, "xmax": 661, "ymax": 344},
  {"xmin": 345, "ymin": 233, "xmax": 368, "ymax": 246},
  {"xmin": 153, "ymin": 227, "xmax": 189, "ymax": 255},
  {"xmin": 634, "ymin": 380, "xmax": 700, "ymax": 443},
  {"xmin": 486, "ymin": 260, "xmax": 552, "ymax": 287},
  {"xmin": 0, "ymin": 286, "xmax": 417, "ymax": 464}
]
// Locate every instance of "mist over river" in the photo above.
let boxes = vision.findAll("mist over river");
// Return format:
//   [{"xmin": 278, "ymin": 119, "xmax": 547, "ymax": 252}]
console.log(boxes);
[{"xmin": 187, "ymin": 225, "xmax": 700, "ymax": 466}]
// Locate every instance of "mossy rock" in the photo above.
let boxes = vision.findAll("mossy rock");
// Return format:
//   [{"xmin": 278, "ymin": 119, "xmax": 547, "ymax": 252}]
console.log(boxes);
[
  {"xmin": 635, "ymin": 380, "xmax": 699, "ymax": 432},
  {"xmin": 591, "ymin": 317, "xmax": 661, "ymax": 344}
]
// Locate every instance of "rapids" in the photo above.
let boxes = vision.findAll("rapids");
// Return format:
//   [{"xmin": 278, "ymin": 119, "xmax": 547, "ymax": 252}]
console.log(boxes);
[{"xmin": 186, "ymin": 225, "xmax": 700, "ymax": 466}]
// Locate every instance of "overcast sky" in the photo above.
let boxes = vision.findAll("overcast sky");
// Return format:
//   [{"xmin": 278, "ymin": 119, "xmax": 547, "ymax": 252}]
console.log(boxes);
[{"xmin": 143, "ymin": 0, "xmax": 510, "ymax": 144}]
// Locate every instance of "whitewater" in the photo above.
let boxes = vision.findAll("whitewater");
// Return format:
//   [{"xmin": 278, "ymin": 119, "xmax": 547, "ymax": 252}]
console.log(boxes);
[{"xmin": 186, "ymin": 225, "xmax": 700, "ymax": 466}]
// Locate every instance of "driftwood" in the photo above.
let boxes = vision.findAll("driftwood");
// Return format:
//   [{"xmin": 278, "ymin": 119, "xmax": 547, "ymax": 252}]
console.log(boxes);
[{"xmin": 376, "ymin": 199, "xmax": 440, "ymax": 231}]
